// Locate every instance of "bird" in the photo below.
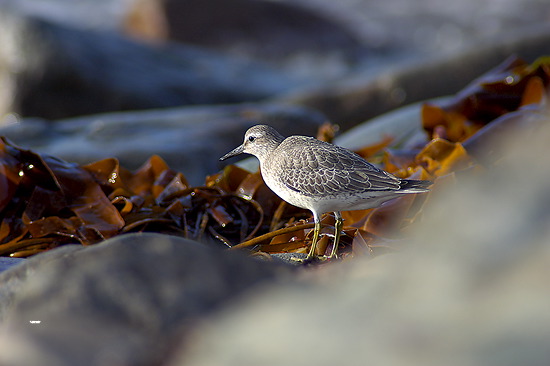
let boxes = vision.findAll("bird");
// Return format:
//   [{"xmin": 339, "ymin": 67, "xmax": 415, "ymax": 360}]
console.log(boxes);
[{"xmin": 220, "ymin": 124, "xmax": 432, "ymax": 261}]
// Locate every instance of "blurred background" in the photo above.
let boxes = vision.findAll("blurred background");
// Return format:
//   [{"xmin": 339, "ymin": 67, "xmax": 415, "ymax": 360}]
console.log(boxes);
[{"xmin": 2, "ymin": 0, "xmax": 549, "ymax": 79}]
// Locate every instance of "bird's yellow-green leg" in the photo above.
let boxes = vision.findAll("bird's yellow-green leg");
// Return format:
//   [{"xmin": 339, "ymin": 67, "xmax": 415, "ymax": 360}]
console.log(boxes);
[
  {"xmin": 305, "ymin": 212, "xmax": 322, "ymax": 261},
  {"xmin": 326, "ymin": 211, "xmax": 343, "ymax": 259}
]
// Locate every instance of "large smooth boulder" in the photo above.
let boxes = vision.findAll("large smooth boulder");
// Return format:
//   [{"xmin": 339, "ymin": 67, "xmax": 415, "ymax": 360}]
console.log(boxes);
[{"xmin": 0, "ymin": 233, "xmax": 292, "ymax": 366}]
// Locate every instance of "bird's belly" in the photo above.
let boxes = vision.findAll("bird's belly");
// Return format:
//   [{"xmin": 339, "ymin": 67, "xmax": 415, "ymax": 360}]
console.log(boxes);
[
  {"xmin": 309, "ymin": 194, "xmax": 391, "ymax": 213},
  {"xmin": 265, "ymin": 177, "xmax": 395, "ymax": 213}
]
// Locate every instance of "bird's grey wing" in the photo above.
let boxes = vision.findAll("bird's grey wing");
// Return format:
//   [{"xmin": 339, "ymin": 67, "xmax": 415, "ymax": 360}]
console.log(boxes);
[{"xmin": 276, "ymin": 141, "xmax": 401, "ymax": 197}]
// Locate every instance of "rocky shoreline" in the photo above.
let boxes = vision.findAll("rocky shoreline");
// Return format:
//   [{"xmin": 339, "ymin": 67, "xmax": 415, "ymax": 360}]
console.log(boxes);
[{"xmin": 1, "ymin": 1, "xmax": 550, "ymax": 365}]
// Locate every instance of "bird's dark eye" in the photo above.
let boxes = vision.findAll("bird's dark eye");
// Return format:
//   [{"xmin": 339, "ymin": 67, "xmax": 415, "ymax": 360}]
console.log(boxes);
[{"xmin": 248, "ymin": 136, "xmax": 256, "ymax": 142}]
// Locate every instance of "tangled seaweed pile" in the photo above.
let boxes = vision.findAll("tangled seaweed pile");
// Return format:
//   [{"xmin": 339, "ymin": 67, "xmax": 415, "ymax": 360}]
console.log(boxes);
[{"xmin": 0, "ymin": 56, "xmax": 548, "ymax": 259}]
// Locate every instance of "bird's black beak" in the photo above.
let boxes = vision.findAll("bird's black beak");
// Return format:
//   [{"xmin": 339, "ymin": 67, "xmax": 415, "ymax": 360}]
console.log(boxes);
[{"xmin": 219, "ymin": 144, "xmax": 245, "ymax": 161}]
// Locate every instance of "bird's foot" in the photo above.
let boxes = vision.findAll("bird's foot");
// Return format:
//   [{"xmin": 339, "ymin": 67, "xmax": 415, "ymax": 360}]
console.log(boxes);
[{"xmin": 321, "ymin": 253, "xmax": 339, "ymax": 261}]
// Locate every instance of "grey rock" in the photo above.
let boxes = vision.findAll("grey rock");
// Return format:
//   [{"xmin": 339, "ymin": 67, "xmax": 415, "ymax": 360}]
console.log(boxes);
[
  {"xmin": 170, "ymin": 111, "xmax": 550, "ymax": 366},
  {"xmin": 0, "ymin": 8, "xmax": 298, "ymax": 120},
  {"xmin": 0, "ymin": 233, "xmax": 291, "ymax": 366},
  {"xmin": 0, "ymin": 102, "xmax": 327, "ymax": 185}
]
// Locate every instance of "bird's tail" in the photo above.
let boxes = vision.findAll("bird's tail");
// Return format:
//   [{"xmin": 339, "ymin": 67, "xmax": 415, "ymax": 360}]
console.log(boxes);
[{"xmin": 400, "ymin": 179, "xmax": 433, "ymax": 192}]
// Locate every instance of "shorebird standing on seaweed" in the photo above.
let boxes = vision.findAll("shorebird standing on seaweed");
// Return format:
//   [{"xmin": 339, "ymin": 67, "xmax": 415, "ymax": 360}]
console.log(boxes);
[{"xmin": 221, "ymin": 125, "xmax": 432, "ymax": 261}]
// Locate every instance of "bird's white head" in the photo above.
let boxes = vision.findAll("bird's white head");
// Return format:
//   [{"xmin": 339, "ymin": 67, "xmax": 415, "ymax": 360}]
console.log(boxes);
[{"xmin": 220, "ymin": 124, "xmax": 285, "ymax": 162}]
